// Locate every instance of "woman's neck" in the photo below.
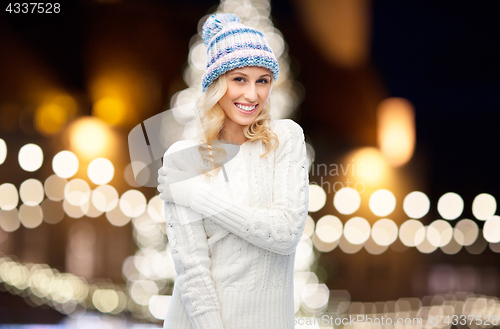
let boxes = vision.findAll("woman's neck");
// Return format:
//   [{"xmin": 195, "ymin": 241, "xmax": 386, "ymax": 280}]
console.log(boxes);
[{"xmin": 220, "ymin": 123, "xmax": 248, "ymax": 146}]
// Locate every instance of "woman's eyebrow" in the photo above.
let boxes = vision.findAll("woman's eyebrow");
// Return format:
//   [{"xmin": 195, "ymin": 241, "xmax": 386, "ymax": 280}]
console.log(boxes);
[{"xmin": 230, "ymin": 71, "xmax": 271, "ymax": 78}]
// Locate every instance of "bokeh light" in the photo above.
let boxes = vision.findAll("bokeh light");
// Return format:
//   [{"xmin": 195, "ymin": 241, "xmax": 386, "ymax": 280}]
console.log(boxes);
[
  {"xmin": 472, "ymin": 193, "xmax": 496, "ymax": 221},
  {"xmin": 19, "ymin": 204, "xmax": 43, "ymax": 229},
  {"xmin": 343, "ymin": 216, "xmax": 370, "ymax": 244},
  {"xmin": 119, "ymin": 190, "xmax": 147, "ymax": 218},
  {"xmin": 149, "ymin": 295, "xmax": 171, "ymax": 320},
  {"xmin": 315, "ymin": 215, "xmax": 342, "ymax": 243},
  {"xmin": 52, "ymin": 150, "xmax": 79, "ymax": 179},
  {"xmin": 92, "ymin": 97, "xmax": 128, "ymax": 126},
  {"xmin": 415, "ymin": 229, "xmax": 438, "ymax": 254},
  {"xmin": 64, "ymin": 179, "xmax": 91, "ymax": 206},
  {"xmin": 106, "ymin": 206, "xmax": 131, "ymax": 227},
  {"xmin": 41, "ymin": 199, "xmax": 65, "ymax": 224},
  {"xmin": 453, "ymin": 219, "xmax": 478, "ymax": 246},
  {"xmin": 333, "ymin": 187, "xmax": 361, "ymax": 215},
  {"xmin": 465, "ymin": 229, "xmax": 488, "ymax": 254},
  {"xmin": 18, "ymin": 143, "xmax": 44, "ymax": 172},
  {"xmin": 0, "ymin": 209, "xmax": 21, "ymax": 232},
  {"xmin": 369, "ymin": 189, "xmax": 396, "ymax": 217},
  {"xmin": 0, "ymin": 183, "xmax": 19, "ymax": 210},
  {"xmin": 19, "ymin": 179, "xmax": 44, "ymax": 206},
  {"xmin": 441, "ymin": 236, "xmax": 462, "ymax": 255},
  {"xmin": 35, "ymin": 103, "xmax": 68, "ymax": 135},
  {"xmin": 483, "ymin": 215, "xmax": 500, "ymax": 243},
  {"xmin": 83, "ymin": 193, "xmax": 104, "ymax": 218},
  {"xmin": 312, "ymin": 232, "xmax": 338, "ymax": 253},
  {"xmin": 130, "ymin": 280, "xmax": 159, "ymax": 306},
  {"xmin": 338, "ymin": 235, "xmax": 364, "ymax": 254},
  {"xmin": 427, "ymin": 220, "xmax": 453, "ymax": 247},
  {"xmin": 399, "ymin": 219, "xmax": 425, "ymax": 247},
  {"xmin": 92, "ymin": 289, "xmax": 119, "ymax": 313},
  {"xmin": 364, "ymin": 236, "xmax": 388, "ymax": 255},
  {"xmin": 87, "ymin": 157, "xmax": 115, "ymax": 185},
  {"xmin": 308, "ymin": 184, "xmax": 327, "ymax": 212},
  {"xmin": 0, "ymin": 138, "xmax": 6, "ymax": 165},
  {"xmin": 371, "ymin": 218, "xmax": 398, "ymax": 246},
  {"xmin": 437, "ymin": 192, "xmax": 464, "ymax": 220},
  {"xmin": 377, "ymin": 97, "xmax": 416, "ymax": 167},
  {"xmin": 92, "ymin": 185, "xmax": 119, "ymax": 212},
  {"xmin": 69, "ymin": 117, "xmax": 111, "ymax": 159},
  {"xmin": 44, "ymin": 174, "xmax": 68, "ymax": 201},
  {"xmin": 403, "ymin": 191, "xmax": 430, "ymax": 219},
  {"xmin": 62, "ymin": 198, "xmax": 85, "ymax": 219},
  {"xmin": 147, "ymin": 196, "xmax": 164, "ymax": 223}
]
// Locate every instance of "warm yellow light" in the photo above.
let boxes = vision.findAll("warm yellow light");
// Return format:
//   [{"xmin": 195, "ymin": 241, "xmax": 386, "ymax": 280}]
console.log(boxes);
[
  {"xmin": 343, "ymin": 147, "xmax": 388, "ymax": 186},
  {"xmin": 92, "ymin": 97, "xmax": 127, "ymax": 126},
  {"xmin": 35, "ymin": 103, "xmax": 67, "ymax": 135},
  {"xmin": 377, "ymin": 97, "xmax": 416, "ymax": 167},
  {"xmin": 69, "ymin": 117, "xmax": 110, "ymax": 159}
]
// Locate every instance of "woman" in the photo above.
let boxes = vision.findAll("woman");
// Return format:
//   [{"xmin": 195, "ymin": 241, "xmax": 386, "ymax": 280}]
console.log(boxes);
[{"xmin": 157, "ymin": 13, "xmax": 309, "ymax": 329}]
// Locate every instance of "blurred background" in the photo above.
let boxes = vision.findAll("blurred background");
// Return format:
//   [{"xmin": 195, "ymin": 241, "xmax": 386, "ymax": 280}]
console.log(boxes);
[{"xmin": 1, "ymin": 0, "xmax": 499, "ymax": 327}]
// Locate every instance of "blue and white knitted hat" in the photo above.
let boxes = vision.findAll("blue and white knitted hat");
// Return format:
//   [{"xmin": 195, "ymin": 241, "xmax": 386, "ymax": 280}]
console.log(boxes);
[{"xmin": 201, "ymin": 13, "xmax": 280, "ymax": 92}]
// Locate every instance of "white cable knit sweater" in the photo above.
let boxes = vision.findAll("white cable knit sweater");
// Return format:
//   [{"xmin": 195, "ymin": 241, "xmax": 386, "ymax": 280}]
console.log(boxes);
[{"xmin": 162, "ymin": 119, "xmax": 309, "ymax": 329}]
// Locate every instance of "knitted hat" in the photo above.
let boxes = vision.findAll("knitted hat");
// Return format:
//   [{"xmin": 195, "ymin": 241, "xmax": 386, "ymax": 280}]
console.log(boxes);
[{"xmin": 201, "ymin": 13, "xmax": 280, "ymax": 92}]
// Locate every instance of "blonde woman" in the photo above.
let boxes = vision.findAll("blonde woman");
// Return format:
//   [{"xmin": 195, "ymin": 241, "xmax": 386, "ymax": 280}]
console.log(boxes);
[{"xmin": 157, "ymin": 13, "xmax": 309, "ymax": 329}]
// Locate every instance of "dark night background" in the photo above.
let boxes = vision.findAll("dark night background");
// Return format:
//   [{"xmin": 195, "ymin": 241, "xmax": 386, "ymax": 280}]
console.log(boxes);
[{"xmin": 1, "ymin": 0, "xmax": 499, "ymax": 324}]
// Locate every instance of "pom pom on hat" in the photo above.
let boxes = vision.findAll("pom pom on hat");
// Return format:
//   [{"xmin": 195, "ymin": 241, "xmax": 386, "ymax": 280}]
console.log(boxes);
[
  {"xmin": 202, "ymin": 13, "xmax": 241, "ymax": 47},
  {"xmin": 200, "ymin": 13, "xmax": 280, "ymax": 92}
]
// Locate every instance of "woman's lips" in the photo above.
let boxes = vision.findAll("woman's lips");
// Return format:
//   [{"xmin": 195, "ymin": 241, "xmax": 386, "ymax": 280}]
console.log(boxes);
[{"xmin": 234, "ymin": 103, "xmax": 258, "ymax": 114}]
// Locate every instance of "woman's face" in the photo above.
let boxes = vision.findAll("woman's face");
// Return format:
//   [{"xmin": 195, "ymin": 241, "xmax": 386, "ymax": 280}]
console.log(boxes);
[{"xmin": 218, "ymin": 66, "xmax": 273, "ymax": 128}]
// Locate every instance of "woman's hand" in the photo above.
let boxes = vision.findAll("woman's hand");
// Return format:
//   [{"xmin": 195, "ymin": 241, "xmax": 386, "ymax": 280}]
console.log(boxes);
[{"xmin": 157, "ymin": 165, "xmax": 208, "ymax": 208}]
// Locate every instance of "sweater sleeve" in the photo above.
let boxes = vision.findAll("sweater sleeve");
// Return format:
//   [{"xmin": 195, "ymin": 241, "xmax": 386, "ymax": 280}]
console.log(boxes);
[
  {"xmin": 162, "ymin": 143, "xmax": 224, "ymax": 329},
  {"xmin": 190, "ymin": 119, "xmax": 310, "ymax": 255}
]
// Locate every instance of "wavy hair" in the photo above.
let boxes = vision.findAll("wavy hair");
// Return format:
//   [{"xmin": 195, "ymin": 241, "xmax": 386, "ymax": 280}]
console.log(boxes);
[{"xmin": 195, "ymin": 71, "xmax": 279, "ymax": 178}]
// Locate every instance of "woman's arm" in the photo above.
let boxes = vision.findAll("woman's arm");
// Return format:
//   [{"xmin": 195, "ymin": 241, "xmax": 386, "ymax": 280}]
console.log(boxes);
[
  {"xmin": 163, "ymin": 144, "xmax": 224, "ymax": 329},
  {"xmin": 190, "ymin": 119, "xmax": 310, "ymax": 256}
]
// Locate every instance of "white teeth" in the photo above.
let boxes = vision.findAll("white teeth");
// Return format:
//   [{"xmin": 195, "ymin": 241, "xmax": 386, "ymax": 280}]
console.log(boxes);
[{"xmin": 235, "ymin": 103, "xmax": 256, "ymax": 111}]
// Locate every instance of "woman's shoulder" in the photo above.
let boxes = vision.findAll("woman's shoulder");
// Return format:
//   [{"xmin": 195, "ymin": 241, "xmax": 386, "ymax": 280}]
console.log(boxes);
[{"xmin": 269, "ymin": 119, "xmax": 304, "ymax": 139}]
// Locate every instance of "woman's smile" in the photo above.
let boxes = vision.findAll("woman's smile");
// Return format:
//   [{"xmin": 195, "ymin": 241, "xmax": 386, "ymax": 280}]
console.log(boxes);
[{"xmin": 234, "ymin": 102, "xmax": 258, "ymax": 114}]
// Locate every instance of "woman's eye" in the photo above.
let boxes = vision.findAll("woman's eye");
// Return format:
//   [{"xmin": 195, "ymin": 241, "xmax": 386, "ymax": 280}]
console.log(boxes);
[
  {"xmin": 258, "ymin": 79, "xmax": 269, "ymax": 84},
  {"xmin": 234, "ymin": 77, "xmax": 244, "ymax": 82}
]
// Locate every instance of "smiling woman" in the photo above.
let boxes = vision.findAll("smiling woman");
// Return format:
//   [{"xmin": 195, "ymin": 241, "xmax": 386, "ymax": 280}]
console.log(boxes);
[
  {"xmin": 157, "ymin": 12, "xmax": 309, "ymax": 329},
  {"xmin": 218, "ymin": 67, "xmax": 274, "ymax": 145}
]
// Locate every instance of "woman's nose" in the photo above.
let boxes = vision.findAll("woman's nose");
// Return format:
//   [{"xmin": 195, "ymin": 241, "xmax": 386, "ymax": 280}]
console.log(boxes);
[{"xmin": 243, "ymin": 85, "xmax": 258, "ymax": 102}]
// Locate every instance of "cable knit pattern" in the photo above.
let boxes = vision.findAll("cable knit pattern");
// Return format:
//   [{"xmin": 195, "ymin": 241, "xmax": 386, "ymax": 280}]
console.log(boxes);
[{"xmin": 162, "ymin": 119, "xmax": 309, "ymax": 329}]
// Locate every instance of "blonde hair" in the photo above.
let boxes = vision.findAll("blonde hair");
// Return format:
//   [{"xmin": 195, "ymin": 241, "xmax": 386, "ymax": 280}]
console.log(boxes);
[{"xmin": 195, "ymin": 71, "xmax": 279, "ymax": 178}]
